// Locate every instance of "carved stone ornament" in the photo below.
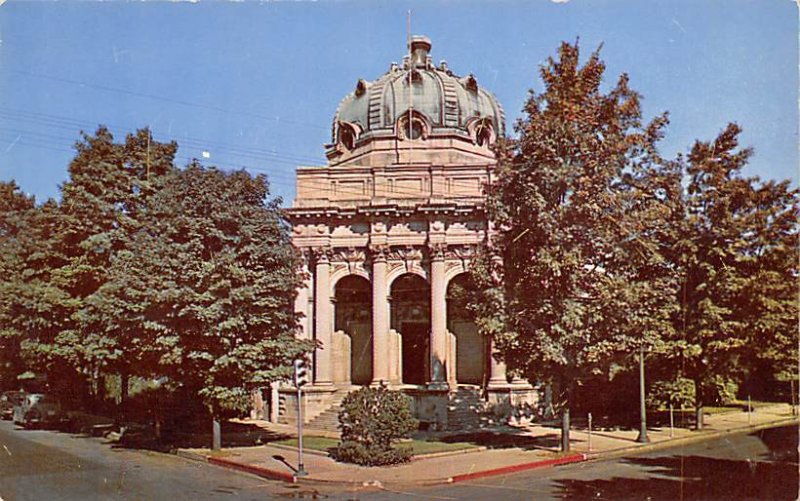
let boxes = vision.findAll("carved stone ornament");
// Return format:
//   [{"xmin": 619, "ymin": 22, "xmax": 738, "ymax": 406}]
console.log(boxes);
[
  {"xmin": 428, "ymin": 243, "xmax": 447, "ymax": 261},
  {"xmin": 371, "ymin": 221, "xmax": 388, "ymax": 234},
  {"xmin": 331, "ymin": 247, "xmax": 367, "ymax": 274},
  {"xmin": 369, "ymin": 244, "xmax": 389, "ymax": 261},
  {"xmin": 310, "ymin": 247, "xmax": 331, "ymax": 263},
  {"xmin": 431, "ymin": 220, "xmax": 445, "ymax": 232},
  {"xmin": 447, "ymin": 245, "xmax": 476, "ymax": 262},
  {"xmin": 385, "ymin": 246, "xmax": 424, "ymax": 273}
]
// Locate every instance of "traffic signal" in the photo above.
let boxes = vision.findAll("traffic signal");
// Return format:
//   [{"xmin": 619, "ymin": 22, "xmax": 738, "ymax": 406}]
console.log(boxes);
[{"xmin": 293, "ymin": 359, "xmax": 309, "ymax": 388}]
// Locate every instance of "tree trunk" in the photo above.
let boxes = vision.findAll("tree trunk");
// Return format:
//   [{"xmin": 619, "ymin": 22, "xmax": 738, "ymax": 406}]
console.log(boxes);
[
  {"xmin": 96, "ymin": 374, "xmax": 106, "ymax": 403},
  {"xmin": 212, "ymin": 417, "xmax": 222, "ymax": 451},
  {"xmin": 695, "ymin": 380, "xmax": 704, "ymax": 430},
  {"xmin": 561, "ymin": 383, "xmax": 572, "ymax": 452},
  {"xmin": 154, "ymin": 415, "xmax": 162, "ymax": 442},
  {"xmin": 119, "ymin": 371, "xmax": 129, "ymax": 423}
]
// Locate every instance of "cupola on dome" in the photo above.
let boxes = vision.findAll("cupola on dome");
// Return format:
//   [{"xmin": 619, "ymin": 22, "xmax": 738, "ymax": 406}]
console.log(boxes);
[{"xmin": 327, "ymin": 36, "xmax": 505, "ymax": 166}]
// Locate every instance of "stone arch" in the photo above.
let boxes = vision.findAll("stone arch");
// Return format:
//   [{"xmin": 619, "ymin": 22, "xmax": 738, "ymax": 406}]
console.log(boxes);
[
  {"xmin": 387, "ymin": 265, "xmax": 427, "ymax": 291},
  {"xmin": 446, "ymin": 272, "xmax": 485, "ymax": 385},
  {"xmin": 444, "ymin": 260, "xmax": 469, "ymax": 288},
  {"xmin": 333, "ymin": 274, "xmax": 372, "ymax": 385},
  {"xmin": 331, "ymin": 267, "xmax": 370, "ymax": 292}
]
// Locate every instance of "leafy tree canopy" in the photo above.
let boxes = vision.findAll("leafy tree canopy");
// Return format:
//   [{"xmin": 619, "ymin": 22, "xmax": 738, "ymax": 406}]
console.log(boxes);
[{"xmin": 482, "ymin": 42, "xmax": 678, "ymax": 397}]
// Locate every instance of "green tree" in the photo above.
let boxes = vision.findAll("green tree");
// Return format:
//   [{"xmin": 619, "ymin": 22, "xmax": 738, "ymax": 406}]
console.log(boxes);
[
  {"xmin": 671, "ymin": 123, "xmax": 798, "ymax": 427},
  {"xmin": 68, "ymin": 127, "xmax": 177, "ymax": 409},
  {"xmin": 479, "ymin": 42, "xmax": 678, "ymax": 450},
  {"xmin": 11, "ymin": 128, "xmax": 177, "ymax": 406},
  {"xmin": 0, "ymin": 181, "xmax": 36, "ymax": 389},
  {"xmin": 0, "ymin": 199, "xmax": 77, "ymax": 397},
  {"xmin": 109, "ymin": 163, "xmax": 311, "ymax": 449}
]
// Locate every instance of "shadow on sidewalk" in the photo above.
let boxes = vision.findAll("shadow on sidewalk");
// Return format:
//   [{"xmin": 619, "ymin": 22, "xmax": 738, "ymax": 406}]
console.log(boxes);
[
  {"xmin": 114, "ymin": 421, "xmax": 292, "ymax": 452},
  {"xmin": 552, "ymin": 425, "xmax": 799, "ymax": 501},
  {"xmin": 437, "ymin": 429, "xmax": 562, "ymax": 450}
]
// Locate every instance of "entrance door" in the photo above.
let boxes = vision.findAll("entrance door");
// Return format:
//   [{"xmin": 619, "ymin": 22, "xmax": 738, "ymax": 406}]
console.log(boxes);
[{"xmin": 402, "ymin": 322, "xmax": 429, "ymax": 385}]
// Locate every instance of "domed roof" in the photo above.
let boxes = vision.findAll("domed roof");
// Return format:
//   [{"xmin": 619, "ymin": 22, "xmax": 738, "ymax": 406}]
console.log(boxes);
[{"xmin": 328, "ymin": 36, "xmax": 505, "ymax": 161}]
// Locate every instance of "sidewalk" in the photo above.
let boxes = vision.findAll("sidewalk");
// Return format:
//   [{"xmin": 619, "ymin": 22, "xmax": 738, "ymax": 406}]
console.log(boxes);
[{"xmin": 176, "ymin": 403, "xmax": 798, "ymax": 487}]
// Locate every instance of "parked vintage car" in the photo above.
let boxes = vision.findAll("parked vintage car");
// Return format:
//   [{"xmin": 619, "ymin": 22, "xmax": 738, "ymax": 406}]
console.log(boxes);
[
  {"xmin": 0, "ymin": 391, "xmax": 25, "ymax": 420},
  {"xmin": 12, "ymin": 393, "xmax": 64, "ymax": 427}
]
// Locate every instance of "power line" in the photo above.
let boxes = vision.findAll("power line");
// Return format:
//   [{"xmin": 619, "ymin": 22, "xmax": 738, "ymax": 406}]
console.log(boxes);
[
  {"xmin": 11, "ymin": 69, "xmax": 329, "ymax": 132},
  {"xmin": 0, "ymin": 107, "xmax": 327, "ymax": 165},
  {"xmin": 0, "ymin": 123, "xmax": 495, "ymax": 199},
  {"xmin": 0, "ymin": 106, "xmax": 495, "ymax": 194}
]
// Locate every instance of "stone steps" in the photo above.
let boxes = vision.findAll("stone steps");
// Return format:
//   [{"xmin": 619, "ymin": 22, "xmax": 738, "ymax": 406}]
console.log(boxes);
[
  {"xmin": 447, "ymin": 386, "xmax": 486, "ymax": 430},
  {"xmin": 305, "ymin": 392, "xmax": 348, "ymax": 433}
]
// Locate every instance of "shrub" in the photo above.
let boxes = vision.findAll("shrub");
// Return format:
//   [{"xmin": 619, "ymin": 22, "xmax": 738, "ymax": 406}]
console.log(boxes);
[
  {"xmin": 330, "ymin": 440, "xmax": 412, "ymax": 466},
  {"xmin": 704, "ymin": 376, "xmax": 739, "ymax": 406},
  {"xmin": 648, "ymin": 376, "xmax": 740, "ymax": 410},
  {"xmin": 647, "ymin": 378, "xmax": 695, "ymax": 410},
  {"xmin": 331, "ymin": 385, "xmax": 417, "ymax": 466}
]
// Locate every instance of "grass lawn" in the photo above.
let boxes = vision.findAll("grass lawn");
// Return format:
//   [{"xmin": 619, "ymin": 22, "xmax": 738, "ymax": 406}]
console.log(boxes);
[
  {"xmin": 704, "ymin": 400, "xmax": 780, "ymax": 414},
  {"xmin": 272, "ymin": 436, "xmax": 478, "ymax": 456}
]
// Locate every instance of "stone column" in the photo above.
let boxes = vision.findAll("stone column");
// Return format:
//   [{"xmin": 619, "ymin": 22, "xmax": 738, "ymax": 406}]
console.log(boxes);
[
  {"xmin": 371, "ymin": 248, "xmax": 390, "ymax": 384},
  {"xmin": 429, "ymin": 246, "xmax": 448, "ymax": 386},
  {"xmin": 488, "ymin": 340, "xmax": 509, "ymax": 387},
  {"xmin": 294, "ymin": 254, "xmax": 312, "ymax": 340},
  {"xmin": 313, "ymin": 250, "xmax": 333, "ymax": 385}
]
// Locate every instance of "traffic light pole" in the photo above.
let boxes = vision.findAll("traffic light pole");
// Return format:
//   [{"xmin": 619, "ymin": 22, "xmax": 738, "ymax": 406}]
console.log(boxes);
[{"xmin": 295, "ymin": 365, "xmax": 308, "ymax": 477}]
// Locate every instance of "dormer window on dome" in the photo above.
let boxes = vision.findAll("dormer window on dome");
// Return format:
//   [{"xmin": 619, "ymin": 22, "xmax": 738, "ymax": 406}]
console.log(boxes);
[
  {"xmin": 397, "ymin": 111, "xmax": 428, "ymax": 141},
  {"xmin": 468, "ymin": 117, "xmax": 496, "ymax": 147},
  {"xmin": 337, "ymin": 121, "xmax": 360, "ymax": 150}
]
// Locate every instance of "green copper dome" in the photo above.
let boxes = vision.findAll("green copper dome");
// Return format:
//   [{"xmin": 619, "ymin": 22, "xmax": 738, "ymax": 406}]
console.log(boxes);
[{"xmin": 330, "ymin": 36, "xmax": 505, "ymax": 152}]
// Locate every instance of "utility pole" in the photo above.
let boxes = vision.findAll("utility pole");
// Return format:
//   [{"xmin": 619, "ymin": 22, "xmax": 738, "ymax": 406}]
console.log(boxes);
[
  {"xmin": 636, "ymin": 345, "xmax": 649, "ymax": 443},
  {"xmin": 407, "ymin": 9, "xmax": 413, "ymax": 162}
]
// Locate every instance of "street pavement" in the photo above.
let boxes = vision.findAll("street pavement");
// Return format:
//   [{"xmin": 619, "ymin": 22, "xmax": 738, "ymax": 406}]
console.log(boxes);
[
  {"xmin": 342, "ymin": 424, "xmax": 799, "ymax": 500},
  {"xmin": 0, "ymin": 420, "xmax": 312, "ymax": 501},
  {"xmin": 0, "ymin": 410, "xmax": 797, "ymax": 500}
]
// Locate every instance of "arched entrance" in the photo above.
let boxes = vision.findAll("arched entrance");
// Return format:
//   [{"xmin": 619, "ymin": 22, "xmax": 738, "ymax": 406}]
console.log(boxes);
[
  {"xmin": 447, "ymin": 273, "xmax": 485, "ymax": 385},
  {"xmin": 334, "ymin": 275, "xmax": 372, "ymax": 385},
  {"xmin": 390, "ymin": 273, "xmax": 430, "ymax": 385}
]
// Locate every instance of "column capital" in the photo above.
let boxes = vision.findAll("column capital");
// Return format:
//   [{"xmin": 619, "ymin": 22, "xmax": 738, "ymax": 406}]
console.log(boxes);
[
  {"xmin": 369, "ymin": 244, "xmax": 389, "ymax": 262},
  {"xmin": 311, "ymin": 247, "xmax": 331, "ymax": 264},
  {"xmin": 429, "ymin": 243, "xmax": 446, "ymax": 261}
]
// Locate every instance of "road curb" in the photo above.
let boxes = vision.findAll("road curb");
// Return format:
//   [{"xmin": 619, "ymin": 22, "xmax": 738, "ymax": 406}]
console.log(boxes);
[
  {"xmin": 583, "ymin": 416, "xmax": 799, "ymax": 463},
  {"xmin": 447, "ymin": 453, "xmax": 587, "ymax": 483},
  {"xmin": 207, "ymin": 456, "xmax": 297, "ymax": 483},
  {"xmin": 174, "ymin": 449, "xmax": 209, "ymax": 463}
]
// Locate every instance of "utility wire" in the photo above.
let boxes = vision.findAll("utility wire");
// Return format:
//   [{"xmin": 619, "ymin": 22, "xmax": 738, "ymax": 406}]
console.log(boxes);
[
  {"xmin": 10, "ymin": 69, "xmax": 329, "ymax": 131},
  {"xmin": 0, "ymin": 121, "xmax": 492, "ymax": 196},
  {"xmin": 0, "ymin": 107, "xmax": 326, "ymax": 165}
]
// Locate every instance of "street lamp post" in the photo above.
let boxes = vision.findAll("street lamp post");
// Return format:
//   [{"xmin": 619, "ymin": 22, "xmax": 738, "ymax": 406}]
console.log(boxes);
[{"xmin": 636, "ymin": 345, "xmax": 649, "ymax": 444}]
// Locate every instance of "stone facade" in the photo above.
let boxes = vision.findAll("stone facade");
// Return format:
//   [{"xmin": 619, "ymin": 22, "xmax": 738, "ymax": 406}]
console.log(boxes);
[{"xmin": 279, "ymin": 36, "xmax": 536, "ymax": 430}]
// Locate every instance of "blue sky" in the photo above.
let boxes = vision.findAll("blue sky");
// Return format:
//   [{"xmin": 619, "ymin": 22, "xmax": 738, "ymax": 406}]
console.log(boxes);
[{"xmin": 0, "ymin": 0, "xmax": 796, "ymax": 205}]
